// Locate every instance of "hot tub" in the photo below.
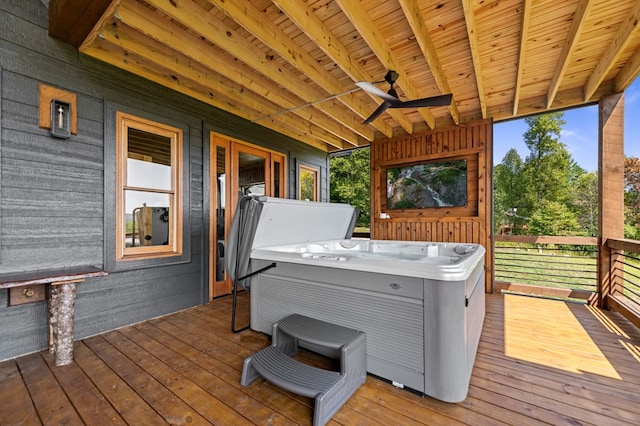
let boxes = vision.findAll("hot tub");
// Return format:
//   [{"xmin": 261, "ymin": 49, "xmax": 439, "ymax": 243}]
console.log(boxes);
[{"xmin": 230, "ymin": 197, "xmax": 486, "ymax": 402}]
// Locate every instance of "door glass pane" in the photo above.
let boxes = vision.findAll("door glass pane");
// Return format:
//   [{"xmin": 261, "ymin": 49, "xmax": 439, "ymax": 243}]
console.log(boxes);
[
  {"xmin": 273, "ymin": 159, "xmax": 281, "ymax": 197},
  {"xmin": 238, "ymin": 151, "xmax": 265, "ymax": 196},
  {"xmin": 216, "ymin": 146, "xmax": 226, "ymax": 281}
]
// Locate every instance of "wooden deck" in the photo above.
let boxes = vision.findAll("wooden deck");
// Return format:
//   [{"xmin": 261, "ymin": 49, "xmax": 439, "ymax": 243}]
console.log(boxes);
[{"xmin": 1, "ymin": 293, "xmax": 639, "ymax": 425}]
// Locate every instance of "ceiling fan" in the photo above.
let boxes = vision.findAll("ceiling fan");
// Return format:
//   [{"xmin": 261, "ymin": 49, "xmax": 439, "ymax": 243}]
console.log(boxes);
[{"xmin": 356, "ymin": 70, "xmax": 453, "ymax": 124}]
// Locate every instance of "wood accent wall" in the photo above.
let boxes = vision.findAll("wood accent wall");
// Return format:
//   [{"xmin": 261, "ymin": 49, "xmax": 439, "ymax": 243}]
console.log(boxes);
[{"xmin": 370, "ymin": 119, "xmax": 493, "ymax": 291}]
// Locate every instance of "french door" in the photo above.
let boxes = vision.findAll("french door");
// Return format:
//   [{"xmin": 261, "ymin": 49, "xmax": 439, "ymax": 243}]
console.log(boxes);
[{"xmin": 209, "ymin": 133, "xmax": 285, "ymax": 299}]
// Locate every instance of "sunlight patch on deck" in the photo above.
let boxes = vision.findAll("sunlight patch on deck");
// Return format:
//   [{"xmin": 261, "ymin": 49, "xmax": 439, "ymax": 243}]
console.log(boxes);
[{"xmin": 503, "ymin": 295, "xmax": 622, "ymax": 379}]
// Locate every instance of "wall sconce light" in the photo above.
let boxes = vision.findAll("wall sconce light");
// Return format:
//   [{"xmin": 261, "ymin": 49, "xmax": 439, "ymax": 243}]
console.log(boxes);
[{"xmin": 50, "ymin": 99, "xmax": 71, "ymax": 139}]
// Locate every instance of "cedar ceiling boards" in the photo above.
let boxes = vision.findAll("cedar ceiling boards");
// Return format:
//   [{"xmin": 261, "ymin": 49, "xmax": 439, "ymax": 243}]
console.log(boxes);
[{"xmin": 49, "ymin": 0, "xmax": 640, "ymax": 153}]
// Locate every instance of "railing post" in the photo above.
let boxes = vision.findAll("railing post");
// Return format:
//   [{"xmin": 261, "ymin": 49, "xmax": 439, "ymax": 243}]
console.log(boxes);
[
  {"xmin": 601, "ymin": 241, "xmax": 624, "ymax": 305},
  {"xmin": 612, "ymin": 245, "xmax": 625, "ymax": 297}
]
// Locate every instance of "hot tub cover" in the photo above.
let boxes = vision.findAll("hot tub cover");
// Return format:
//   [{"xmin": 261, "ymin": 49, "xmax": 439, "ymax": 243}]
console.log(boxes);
[{"xmin": 225, "ymin": 196, "xmax": 358, "ymax": 288}]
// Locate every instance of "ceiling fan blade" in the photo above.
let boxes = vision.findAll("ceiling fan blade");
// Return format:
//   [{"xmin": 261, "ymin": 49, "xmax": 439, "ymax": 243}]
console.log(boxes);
[
  {"xmin": 362, "ymin": 101, "xmax": 392, "ymax": 124},
  {"xmin": 356, "ymin": 81, "xmax": 399, "ymax": 103},
  {"xmin": 391, "ymin": 93, "xmax": 453, "ymax": 109}
]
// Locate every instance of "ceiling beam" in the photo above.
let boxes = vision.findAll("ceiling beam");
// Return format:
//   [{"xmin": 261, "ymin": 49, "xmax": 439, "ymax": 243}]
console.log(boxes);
[
  {"xmin": 48, "ymin": 0, "xmax": 114, "ymax": 47},
  {"xmin": 83, "ymin": 37, "xmax": 331, "ymax": 152},
  {"xmin": 546, "ymin": 0, "xmax": 594, "ymax": 108},
  {"xmin": 204, "ymin": 0, "xmax": 389, "ymax": 139},
  {"xmin": 512, "ymin": 0, "xmax": 531, "ymax": 116},
  {"xmin": 136, "ymin": 0, "xmax": 371, "ymax": 146},
  {"xmin": 97, "ymin": 20, "xmax": 349, "ymax": 150},
  {"xmin": 335, "ymin": 0, "xmax": 437, "ymax": 131},
  {"xmin": 615, "ymin": 44, "xmax": 640, "ymax": 92},
  {"xmin": 269, "ymin": 0, "xmax": 403, "ymax": 136},
  {"xmin": 461, "ymin": 0, "xmax": 487, "ymax": 119},
  {"xmin": 125, "ymin": 0, "xmax": 368, "ymax": 146},
  {"xmin": 584, "ymin": 0, "xmax": 640, "ymax": 101},
  {"xmin": 104, "ymin": 5, "xmax": 356, "ymax": 149},
  {"xmin": 398, "ymin": 0, "xmax": 460, "ymax": 125}
]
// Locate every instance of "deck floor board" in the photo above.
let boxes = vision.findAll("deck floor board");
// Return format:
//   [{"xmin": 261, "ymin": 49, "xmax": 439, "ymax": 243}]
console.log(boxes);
[{"xmin": 1, "ymin": 294, "xmax": 639, "ymax": 425}]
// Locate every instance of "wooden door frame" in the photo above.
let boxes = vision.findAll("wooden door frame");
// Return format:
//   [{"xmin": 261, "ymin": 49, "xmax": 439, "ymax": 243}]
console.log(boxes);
[{"xmin": 208, "ymin": 133, "xmax": 286, "ymax": 300}]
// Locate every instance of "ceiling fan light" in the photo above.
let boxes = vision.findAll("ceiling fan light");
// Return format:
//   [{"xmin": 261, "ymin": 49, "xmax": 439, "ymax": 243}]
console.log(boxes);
[{"xmin": 385, "ymin": 70, "xmax": 399, "ymax": 84}]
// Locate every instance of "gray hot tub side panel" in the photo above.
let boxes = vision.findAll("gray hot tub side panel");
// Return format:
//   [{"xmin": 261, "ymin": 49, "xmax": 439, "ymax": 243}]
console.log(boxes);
[
  {"xmin": 422, "ymin": 260, "xmax": 485, "ymax": 402},
  {"xmin": 250, "ymin": 260, "xmax": 426, "ymax": 392}
]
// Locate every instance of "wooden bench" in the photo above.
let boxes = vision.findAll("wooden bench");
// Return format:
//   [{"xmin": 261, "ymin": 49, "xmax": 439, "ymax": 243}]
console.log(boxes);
[
  {"xmin": 0, "ymin": 267, "xmax": 107, "ymax": 366},
  {"xmin": 241, "ymin": 314, "xmax": 366, "ymax": 426}
]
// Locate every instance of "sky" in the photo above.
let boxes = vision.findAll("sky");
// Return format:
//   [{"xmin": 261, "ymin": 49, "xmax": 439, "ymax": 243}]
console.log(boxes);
[{"xmin": 493, "ymin": 78, "xmax": 640, "ymax": 172}]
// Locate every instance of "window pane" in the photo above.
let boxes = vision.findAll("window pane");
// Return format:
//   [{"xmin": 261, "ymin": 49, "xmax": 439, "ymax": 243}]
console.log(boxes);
[
  {"xmin": 125, "ymin": 191, "xmax": 171, "ymax": 247},
  {"xmin": 299, "ymin": 165, "xmax": 318, "ymax": 201},
  {"xmin": 273, "ymin": 160, "xmax": 281, "ymax": 197},
  {"xmin": 127, "ymin": 128, "xmax": 172, "ymax": 190},
  {"xmin": 238, "ymin": 151, "xmax": 265, "ymax": 196}
]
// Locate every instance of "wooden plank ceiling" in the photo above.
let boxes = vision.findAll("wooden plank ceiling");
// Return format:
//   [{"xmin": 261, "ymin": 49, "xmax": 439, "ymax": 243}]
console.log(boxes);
[{"xmin": 49, "ymin": 0, "xmax": 640, "ymax": 153}]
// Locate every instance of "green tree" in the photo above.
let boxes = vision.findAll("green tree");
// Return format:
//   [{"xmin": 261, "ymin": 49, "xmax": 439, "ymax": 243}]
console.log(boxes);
[
  {"xmin": 300, "ymin": 171, "xmax": 316, "ymax": 201},
  {"xmin": 529, "ymin": 200, "xmax": 583, "ymax": 236},
  {"xmin": 521, "ymin": 112, "xmax": 571, "ymax": 207},
  {"xmin": 625, "ymin": 156, "xmax": 640, "ymax": 239},
  {"xmin": 330, "ymin": 147, "xmax": 370, "ymax": 229},
  {"xmin": 493, "ymin": 112, "xmax": 596, "ymax": 237},
  {"xmin": 493, "ymin": 148, "xmax": 525, "ymax": 234},
  {"xmin": 573, "ymin": 171, "xmax": 598, "ymax": 237},
  {"xmin": 518, "ymin": 112, "xmax": 587, "ymax": 234}
]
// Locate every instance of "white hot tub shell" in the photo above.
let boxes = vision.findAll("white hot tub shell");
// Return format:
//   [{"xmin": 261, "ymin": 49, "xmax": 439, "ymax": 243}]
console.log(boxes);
[{"xmin": 236, "ymin": 197, "xmax": 486, "ymax": 403}]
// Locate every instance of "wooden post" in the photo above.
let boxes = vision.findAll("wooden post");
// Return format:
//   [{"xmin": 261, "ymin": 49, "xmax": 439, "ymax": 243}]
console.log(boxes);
[
  {"xmin": 48, "ymin": 280, "xmax": 81, "ymax": 366},
  {"xmin": 598, "ymin": 92, "xmax": 625, "ymax": 309}
]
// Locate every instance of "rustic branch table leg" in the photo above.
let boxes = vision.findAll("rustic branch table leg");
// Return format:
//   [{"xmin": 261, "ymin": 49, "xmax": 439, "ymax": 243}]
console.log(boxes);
[{"xmin": 48, "ymin": 280, "xmax": 80, "ymax": 366}]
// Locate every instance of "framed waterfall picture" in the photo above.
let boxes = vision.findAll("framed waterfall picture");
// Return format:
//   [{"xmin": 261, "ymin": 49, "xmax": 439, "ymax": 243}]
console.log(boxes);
[
  {"xmin": 386, "ymin": 158, "xmax": 468, "ymax": 209},
  {"xmin": 379, "ymin": 153, "xmax": 478, "ymax": 217}
]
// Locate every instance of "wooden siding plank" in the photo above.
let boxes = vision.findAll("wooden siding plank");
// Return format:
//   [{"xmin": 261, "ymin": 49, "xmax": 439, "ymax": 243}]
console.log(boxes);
[{"xmin": 0, "ymin": 65, "xmax": 3, "ymax": 266}]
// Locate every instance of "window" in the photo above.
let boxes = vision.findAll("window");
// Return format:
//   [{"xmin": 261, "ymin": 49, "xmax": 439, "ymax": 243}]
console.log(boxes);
[
  {"xmin": 116, "ymin": 112, "xmax": 183, "ymax": 260},
  {"xmin": 298, "ymin": 162, "xmax": 319, "ymax": 201}
]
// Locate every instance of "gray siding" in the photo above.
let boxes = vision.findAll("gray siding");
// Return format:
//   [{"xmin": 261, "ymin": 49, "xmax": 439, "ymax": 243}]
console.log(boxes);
[{"xmin": 0, "ymin": 2, "xmax": 329, "ymax": 361}]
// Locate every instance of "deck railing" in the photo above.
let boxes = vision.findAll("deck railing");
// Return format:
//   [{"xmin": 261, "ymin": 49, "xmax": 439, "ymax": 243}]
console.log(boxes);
[
  {"xmin": 494, "ymin": 235, "xmax": 640, "ymax": 326},
  {"xmin": 605, "ymin": 238, "xmax": 640, "ymax": 328},
  {"xmin": 494, "ymin": 235, "xmax": 599, "ymax": 302}
]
